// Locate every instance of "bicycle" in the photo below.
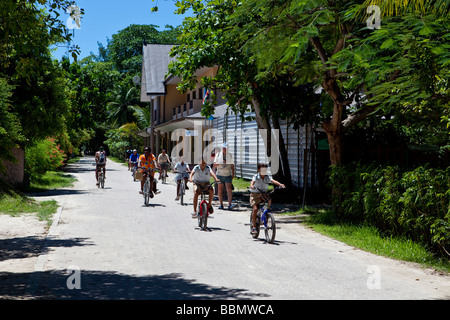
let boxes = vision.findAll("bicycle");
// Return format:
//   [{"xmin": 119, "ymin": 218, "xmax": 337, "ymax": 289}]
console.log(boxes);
[
  {"xmin": 97, "ymin": 166, "xmax": 105, "ymax": 189},
  {"xmin": 140, "ymin": 167, "xmax": 158, "ymax": 206},
  {"xmin": 248, "ymin": 186, "xmax": 282, "ymax": 244},
  {"xmin": 174, "ymin": 171, "xmax": 189, "ymax": 205},
  {"xmin": 130, "ymin": 161, "xmax": 138, "ymax": 181},
  {"xmin": 194, "ymin": 181, "xmax": 220, "ymax": 230},
  {"xmin": 160, "ymin": 165, "xmax": 167, "ymax": 184}
]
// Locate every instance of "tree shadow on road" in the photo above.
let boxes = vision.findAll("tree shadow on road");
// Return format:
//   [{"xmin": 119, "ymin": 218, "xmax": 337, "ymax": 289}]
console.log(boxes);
[
  {"xmin": 1, "ymin": 270, "xmax": 269, "ymax": 300},
  {"xmin": 0, "ymin": 236, "xmax": 92, "ymax": 262}
]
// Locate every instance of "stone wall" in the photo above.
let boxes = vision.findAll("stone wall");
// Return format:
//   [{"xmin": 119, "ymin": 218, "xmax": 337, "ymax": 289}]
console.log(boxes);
[{"xmin": 0, "ymin": 148, "xmax": 24, "ymax": 186}]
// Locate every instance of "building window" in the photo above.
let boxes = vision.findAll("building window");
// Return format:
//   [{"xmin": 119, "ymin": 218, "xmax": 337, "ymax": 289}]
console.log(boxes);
[
  {"xmin": 193, "ymin": 90, "xmax": 196, "ymax": 99},
  {"xmin": 187, "ymin": 93, "xmax": 190, "ymax": 102}
]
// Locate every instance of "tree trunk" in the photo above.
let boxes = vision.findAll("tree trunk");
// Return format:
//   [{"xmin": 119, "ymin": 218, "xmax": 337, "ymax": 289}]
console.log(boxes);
[
  {"xmin": 323, "ymin": 126, "xmax": 344, "ymax": 167},
  {"xmin": 251, "ymin": 97, "xmax": 292, "ymax": 185}
]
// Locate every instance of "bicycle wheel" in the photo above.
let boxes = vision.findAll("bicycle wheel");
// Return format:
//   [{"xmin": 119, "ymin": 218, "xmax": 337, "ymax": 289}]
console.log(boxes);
[
  {"xmin": 143, "ymin": 180, "xmax": 150, "ymax": 206},
  {"xmin": 250, "ymin": 213, "xmax": 260, "ymax": 239},
  {"xmin": 200, "ymin": 201, "xmax": 208, "ymax": 230},
  {"xmin": 180, "ymin": 180, "xmax": 185, "ymax": 205},
  {"xmin": 264, "ymin": 211, "xmax": 276, "ymax": 244},
  {"xmin": 162, "ymin": 169, "xmax": 166, "ymax": 184}
]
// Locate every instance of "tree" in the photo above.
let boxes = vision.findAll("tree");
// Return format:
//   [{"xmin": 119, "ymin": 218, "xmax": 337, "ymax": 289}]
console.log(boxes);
[
  {"xmin": 107, "ymin": 24, "xmax": 180, "ymax": 75},
  {"xmin": 106, "ymin": 85, "xmax": 140, "ymax": 128},
  {"xmin": 166, "ymin": 0, "xmax": 319, "ymax": 184}
]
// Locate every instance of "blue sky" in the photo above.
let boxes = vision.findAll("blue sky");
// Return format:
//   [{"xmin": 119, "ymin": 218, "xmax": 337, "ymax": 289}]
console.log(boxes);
[{"xmin": 52, "ymin": 0, "xmax": 188, "ymax": 61}]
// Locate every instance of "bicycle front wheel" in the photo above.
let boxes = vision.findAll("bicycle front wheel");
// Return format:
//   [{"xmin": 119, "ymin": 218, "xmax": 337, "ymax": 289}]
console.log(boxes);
[
  {"xmin": 144, "ymin": 180, "xmax": 150, "ymax": 206},
  {"xmin": 264, "ymin": 211, "xmax": 276, "ymax": 244},
  {"xmin": 180, "ymin": 180, "xmax": 185, "ymax": 205},
  {"xmin": 200, "ymin": 202, "xmax": 208, "ymax": 230},
  {"xmin": 162, "ymin": 169, "xmax": 166, "ymax": 184}
]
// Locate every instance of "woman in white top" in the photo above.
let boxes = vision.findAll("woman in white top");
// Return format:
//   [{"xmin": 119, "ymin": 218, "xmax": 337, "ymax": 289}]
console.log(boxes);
[
  {"xmin": 213, "ymin": 142, "xmax": 235, "ymax": 210},
  {"xmin": 189, "ymin": 158, "xmax": 220, "ymax": 218}
]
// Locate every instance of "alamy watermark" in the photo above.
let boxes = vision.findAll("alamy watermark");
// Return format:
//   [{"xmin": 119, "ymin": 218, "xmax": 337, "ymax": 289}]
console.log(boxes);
[
  {"xmin": 366, "ymin": 265, "xmax": 381, "ymax": 289},
  {"xmin": 366, "ymin": 5, "xmax": 381, "ymax": 29},
  {"xmin": 66, "ymin": 265, "xmax": 81, "ymax": 290}
]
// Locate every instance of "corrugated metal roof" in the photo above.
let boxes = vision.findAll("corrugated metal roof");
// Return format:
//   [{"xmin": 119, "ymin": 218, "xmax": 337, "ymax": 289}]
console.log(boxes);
[{"xmin": 140, "ymin": 44, "xmax": 176, "ymax": 99}]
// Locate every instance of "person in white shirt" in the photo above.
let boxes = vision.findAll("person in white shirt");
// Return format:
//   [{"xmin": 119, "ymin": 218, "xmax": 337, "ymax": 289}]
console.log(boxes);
[
  {"xmin": 213, "ymin": 142, "xmax": 235, "ymax": 210},
  {"xmin": 174, "ymin": 157, "xmax": 190, "ymax": 201},
  {"xmin": 157, "ymin": 149, "xmax": 171, "ymax": 180},
  {"xmin": 189, "ymin": 158, "xmax": 220, "ymax": 218},
  {"xmin": 249, "ymin": 163, "xmax": 285, "ymax": 235}
]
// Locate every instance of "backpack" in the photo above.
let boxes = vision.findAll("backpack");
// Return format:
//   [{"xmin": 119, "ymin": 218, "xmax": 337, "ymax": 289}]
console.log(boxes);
[{"xmin": 98, "ymin": 151, "xmax": 106, "ymax": 164}]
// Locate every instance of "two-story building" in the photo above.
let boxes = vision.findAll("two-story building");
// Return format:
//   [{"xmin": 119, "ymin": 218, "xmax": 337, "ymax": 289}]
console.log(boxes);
[{"xmin": 139, "ymin": 43, "xmax": 327, "ymax": 191}]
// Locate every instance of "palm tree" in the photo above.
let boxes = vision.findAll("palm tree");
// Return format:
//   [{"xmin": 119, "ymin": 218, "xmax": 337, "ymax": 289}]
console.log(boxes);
[
  {"xmin": 129, "ymin": 104, "xmax": 151, "ymax": 130},
  {"xmin": 362, "ymin": 0, "xmax": 449, "ymax": 18},
  {"xmin": 106, "ymin": 85, "xmax": 139, "ymax": 127}
]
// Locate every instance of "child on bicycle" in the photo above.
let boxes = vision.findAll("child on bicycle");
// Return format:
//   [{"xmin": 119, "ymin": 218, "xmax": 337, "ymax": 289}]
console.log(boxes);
[
  {"xmin": 249, "ymin": 163, "xmax": 285, "ymax": 235},
  {"xmin": 189, "ymin": 158, "xmax": 220, "ymax": 218}
]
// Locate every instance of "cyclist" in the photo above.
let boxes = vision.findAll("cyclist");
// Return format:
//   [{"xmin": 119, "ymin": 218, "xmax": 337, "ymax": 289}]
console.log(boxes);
[
  {"xmin": 174, "ymin": 157, "xmax": 190, "ymax": 201},
  {"xmin": 129, "ymin": 149, "xmax": 139, "ymax": 171},
  {"xmin": 157, "ymin": 149, "xmax": 171, "ymax": 180},
  {"xmin": 139, "ymin": 146, "xmax": 158, "ymax": 197},
  {"xmin": 95, "ymin": 146, "xmax": 107, "ymax": 186},
  {"xmin": 189, "ymin": 158, "xmax": 220, "ymax": 218},
  {"xmin": 249, "ymin": 163, "xmax": 285, "ymax": 235},
  {"xmin": 126, "ymin": 147, "xmax": 133, "ymax": 170}
]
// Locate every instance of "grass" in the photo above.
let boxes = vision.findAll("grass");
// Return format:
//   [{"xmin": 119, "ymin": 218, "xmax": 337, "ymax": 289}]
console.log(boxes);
[
  {"xmin": 286, "ymin": 207, "xmax": 450, "ymax": 273},
  {"xmin": 0, "ymin": 192, "xmax": 58, "ymax": 226},
  {"xmin": 0, "ymin": 161, "xmax": 79, "ymax": 226},
  {"xmin": 28, "ymin": 171, "xmax": 76, "ymax": 192}
]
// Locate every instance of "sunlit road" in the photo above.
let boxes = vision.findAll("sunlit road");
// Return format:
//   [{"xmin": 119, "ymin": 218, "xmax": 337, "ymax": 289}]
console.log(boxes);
[{"xmin": 27, "ymin": 157, "xmax": 450, "ymax": 300}]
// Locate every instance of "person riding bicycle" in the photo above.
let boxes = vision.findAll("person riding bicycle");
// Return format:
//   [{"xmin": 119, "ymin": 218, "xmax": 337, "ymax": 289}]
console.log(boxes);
[
  {"xmin": 126, "ymin": 147, "xmax": 133, "ymax": 170},
  {"xmin": 157, "ymin": 149, "xmax": 171, "ymax": 180},
  {"xmin": 249, "ymin": 163, "xmax": 285, "ymax": 235},
  {"xmin": 139, "ymin": 146, "xmax": 158, "ymax": 197},
  {"xmin": 189, "ymin": 158, "xmax": 220, "ymax": 218},
  {"xmin": 129, "ymin": 149, "xmax": 139, "ymax": 170},
  {"xmin": 95, "ymin": 146, "xmax": 107, "ymax": 186},
  {"xmin": 174, "ymin": 157, "xmax": 190, "ymax": 201}
]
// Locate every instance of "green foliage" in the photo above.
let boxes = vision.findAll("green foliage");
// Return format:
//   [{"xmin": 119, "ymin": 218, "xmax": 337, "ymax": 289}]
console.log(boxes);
[
  {"xmin": 329, "ymin": 163, "xmax": 450, "ymax": 258},
  {"xmin": 108, "ymin": 24, "xmax": 180, "ymax": 74},
  {"xmin": 0, "ymin": 78, "xmax": 23, "ymax": 170},
  {"xmin": 25, "ymin": 138, "xmax": 66, "ymax": 179},
  {"xmin": 104, "ymin": 123, "xmax": 143, "ymax": 159}
]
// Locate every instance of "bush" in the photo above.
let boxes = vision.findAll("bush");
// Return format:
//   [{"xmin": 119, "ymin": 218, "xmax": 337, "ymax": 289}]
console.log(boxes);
[
  {"xmin": 329, "ymin": 163, "xmax": 450, "ymax": 258},
  {"xmin": 25, "ymin": 138, "xmax": 66, "ymax": 179}
]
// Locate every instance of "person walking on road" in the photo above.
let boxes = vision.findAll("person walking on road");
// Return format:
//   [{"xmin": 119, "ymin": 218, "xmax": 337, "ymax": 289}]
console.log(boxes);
[{"xmin": 214, "ymin": 142, "xmax": 235, "ymax": 210}]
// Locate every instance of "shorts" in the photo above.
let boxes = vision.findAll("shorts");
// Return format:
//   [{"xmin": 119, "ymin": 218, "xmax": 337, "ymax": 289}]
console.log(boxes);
[
  {"xmin": 217, "ymin": 175, "xmax": 232, "ymax": 184},
  {"xmin": 160, "ymin": 162, "xmax": 170, "ymax": 170},
  {"xmin": 249, "ymin": 192, "xmax": 264, "ymax": 207},
  {"xmin": 141, "ymin": 168, "xmax": 155, "ymax": 177},
  {"xmin": 96, "ymin": 164, "xmax": 105, "ymax": 172},
  {"xmin": 174, "ymin": 172, "xmax": 189, "ymax": 182},
  {"xmin": 194, "ymin": 181, "xmax": 212, "ymax": 195}
]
